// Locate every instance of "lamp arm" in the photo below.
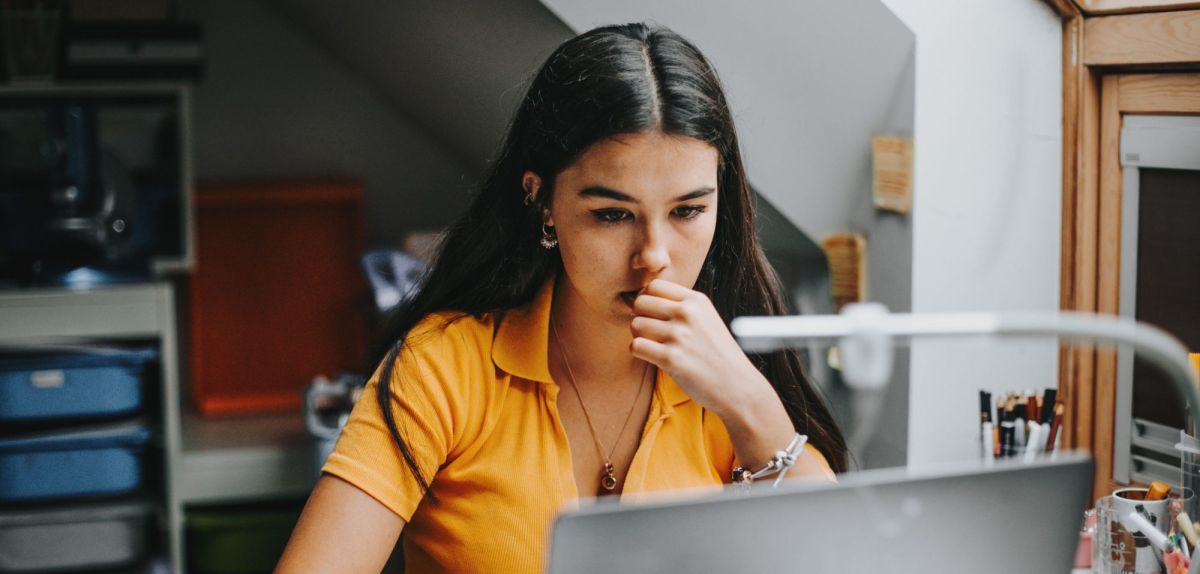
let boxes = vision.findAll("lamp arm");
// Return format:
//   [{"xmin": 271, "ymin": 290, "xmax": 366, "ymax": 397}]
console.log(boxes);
[{"xmin": 731, "ymin": 309, "xmax": 1200, "ymax": 435}]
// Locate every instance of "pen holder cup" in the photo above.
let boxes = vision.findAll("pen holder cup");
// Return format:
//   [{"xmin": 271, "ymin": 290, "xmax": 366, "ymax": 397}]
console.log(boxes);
[{"xmin": 1093, "ymin": 490, "xmax": 1171, "ymax": 574}]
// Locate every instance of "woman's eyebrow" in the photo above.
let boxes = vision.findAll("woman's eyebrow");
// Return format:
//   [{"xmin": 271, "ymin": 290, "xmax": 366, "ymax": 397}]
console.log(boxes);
[
  {"xmin": 580, "ymin": 186, "xmax": 637, "ymax": 202},
  {"xmin": 579, "ymin": 185, "xmax": 716, "ymax": 203},
  {"xmin": 674, "ymin": 187, "xmax": 716, "ymax": 202}
]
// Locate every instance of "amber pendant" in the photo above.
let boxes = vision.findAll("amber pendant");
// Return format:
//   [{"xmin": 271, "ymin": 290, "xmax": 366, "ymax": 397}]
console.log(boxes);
[{"xmin": 598, "ymin": 462, "xmax": 618, "ymax": 494}]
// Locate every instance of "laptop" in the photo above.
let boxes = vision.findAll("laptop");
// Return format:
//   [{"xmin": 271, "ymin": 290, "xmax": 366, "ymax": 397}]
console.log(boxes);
[{"xmin": 548, "ymin": 454, "xmax": 1093, "ymax": 574}]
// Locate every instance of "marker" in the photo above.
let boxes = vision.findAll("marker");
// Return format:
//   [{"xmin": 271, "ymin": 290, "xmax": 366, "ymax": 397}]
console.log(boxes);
[
  {"xmin": 1125, "ymin": 509, "xmax": 1169, "ymax": 550},
  {"xmin": 1013, "ymin": 404, "xmax": 1027, "ymax": 456},
  {"xmin": 979, "ymin": 391, "xmax": 992, "ymax": 428},
  {"xmin": 1023, "ymin": 424, "xmax": 1043, "ymax": 463},
  {"xmin": 1045, "ymin": 401, "xmax": 1064, "ymax": 453},
  {"xmin": 1178, "ymin": 513, "xmax": 1199, "ymax": 548},
  {"xmin": 995, "ymin": 398, "xmax": 1007, "ymax": 458},
  {"xmin": 1040, "ymin": 388, "xmax": 1057, "ymax": 426}
]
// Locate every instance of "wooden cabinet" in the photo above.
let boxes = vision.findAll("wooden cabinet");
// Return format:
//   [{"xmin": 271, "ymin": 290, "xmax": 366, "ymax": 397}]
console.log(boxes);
[{"xmin": 1043, "ymin": 1, "xmax": 1200, "ymax": 502}]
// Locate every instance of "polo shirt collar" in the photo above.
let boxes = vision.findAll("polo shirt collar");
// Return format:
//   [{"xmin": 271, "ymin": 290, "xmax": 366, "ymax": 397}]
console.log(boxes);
[
  {"xmin": 492, "ymin": 275, "xmax": 691, "ymax": 407},
  {"xmin": 492, "ymin": 277, "xmax": 556, "ymax": 384}
]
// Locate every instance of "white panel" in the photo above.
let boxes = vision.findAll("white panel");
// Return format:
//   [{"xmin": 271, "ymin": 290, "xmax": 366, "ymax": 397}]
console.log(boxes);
[{"xmin": 880, "ymin": 0, "xmax": 1063, "ymax": 466}]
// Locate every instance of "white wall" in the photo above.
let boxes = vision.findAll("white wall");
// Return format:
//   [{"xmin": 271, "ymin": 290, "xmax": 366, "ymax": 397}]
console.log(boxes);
[{"xmin": 879, "ymin": 0, "xmax": 1064, "ymax": 466}]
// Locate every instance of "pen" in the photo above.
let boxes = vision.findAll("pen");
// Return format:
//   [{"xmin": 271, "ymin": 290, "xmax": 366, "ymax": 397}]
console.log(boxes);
[
  {"xmin": 980, "ymin": 391, "xmax": 991, "ymax": 420},
  {"xmin": 1005, "ymin": 395, "xmax": 1018, "ymax": 457},
  {"xmin": 1013, "ymin": 403, "xmax": 1027, "ymax": 455},
  {"xmin": 979, "ymin": 390, "xmax": 992, "ymax": 437}
]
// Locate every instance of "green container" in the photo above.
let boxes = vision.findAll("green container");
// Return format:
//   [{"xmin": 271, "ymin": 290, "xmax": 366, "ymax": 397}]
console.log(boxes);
[{"xmin": 186, "ymin": 503, "xmax": 302, "ymax": 574}]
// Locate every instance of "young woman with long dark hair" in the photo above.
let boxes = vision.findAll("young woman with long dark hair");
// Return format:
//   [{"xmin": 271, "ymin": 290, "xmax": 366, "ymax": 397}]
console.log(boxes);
[{"xmin": 277, "ymin": 22, "xmax": 846, "ymax": 573}]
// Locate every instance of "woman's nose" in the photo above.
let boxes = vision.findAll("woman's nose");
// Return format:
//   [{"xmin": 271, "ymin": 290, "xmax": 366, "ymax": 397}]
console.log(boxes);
[{"xmin": 632, "ymin": 223, "xmax": 670, "ymax": 274}]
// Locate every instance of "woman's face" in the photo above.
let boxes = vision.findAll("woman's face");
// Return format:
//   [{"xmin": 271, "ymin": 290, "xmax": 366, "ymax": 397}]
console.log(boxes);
[{"xmin": 536, "ymin": 131, "xmax": 720, "ymax": 326}]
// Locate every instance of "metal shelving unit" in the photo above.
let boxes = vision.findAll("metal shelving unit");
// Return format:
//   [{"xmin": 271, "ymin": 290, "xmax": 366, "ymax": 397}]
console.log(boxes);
[{"xmin": 1, "ymin": 82, "xmax": 318, "ymax": 572}]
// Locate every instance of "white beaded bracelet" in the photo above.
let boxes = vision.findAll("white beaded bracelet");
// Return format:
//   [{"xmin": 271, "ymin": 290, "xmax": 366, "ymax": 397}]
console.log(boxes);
[{"xmin": 731, "ymin": 433, "xmax": 808, "ymax": 491}]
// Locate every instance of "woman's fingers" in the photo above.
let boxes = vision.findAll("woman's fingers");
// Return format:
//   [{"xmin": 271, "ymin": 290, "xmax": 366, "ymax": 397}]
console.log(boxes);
[
  {"xmin": 630, "ymin": 336, "xmax": 675, "ymax": 369},
  {"xmin": 630, "ymin": 315, "xmax": 675, "ymax": 342},
  {"xmin": 642, "ymin": 278, "xmax": 693, "ymax": 301},
  {"xmin": 634, "ymin": 279, "xmax": 710, "ymax": 320},
  {"xmin": 631, "ymin": 293, "xmax": 678, "ymax": 320}
]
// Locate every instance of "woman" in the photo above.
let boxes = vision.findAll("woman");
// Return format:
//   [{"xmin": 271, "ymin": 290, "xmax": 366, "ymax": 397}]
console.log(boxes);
[{"xmin": 277, "ymin": 22, "xmax": 847, "ymax": 573}]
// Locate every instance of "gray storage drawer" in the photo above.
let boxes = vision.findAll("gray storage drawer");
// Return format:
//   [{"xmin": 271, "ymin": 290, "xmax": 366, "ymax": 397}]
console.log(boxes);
[{"xmin": 0, "ymin": 501, "xmax": 150, "ymax": 572}]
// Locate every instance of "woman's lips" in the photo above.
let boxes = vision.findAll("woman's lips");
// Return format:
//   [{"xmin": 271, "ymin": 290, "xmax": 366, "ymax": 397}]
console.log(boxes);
[{"xmin": 619, "ymin": 290, "xmax": 638, "ymax": 307}]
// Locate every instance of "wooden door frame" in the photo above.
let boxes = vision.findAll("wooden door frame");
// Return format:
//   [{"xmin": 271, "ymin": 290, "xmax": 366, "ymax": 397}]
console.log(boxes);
[
  {"xmin": 1074, "ymin": 0, "xmax": 1200, "ymax": 14},
  {"xmin": 1040, "ymin": 0, "xmax": 1200, "ymax": 501}
]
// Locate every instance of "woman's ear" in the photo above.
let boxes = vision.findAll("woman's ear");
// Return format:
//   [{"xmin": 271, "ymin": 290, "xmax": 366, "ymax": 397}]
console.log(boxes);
[{"xmin": 521, "ymin": 171, "xmax": 542, "ymax": 205}]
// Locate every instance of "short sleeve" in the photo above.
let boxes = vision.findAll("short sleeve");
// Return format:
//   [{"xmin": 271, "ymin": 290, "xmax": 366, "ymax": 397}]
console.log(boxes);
[{"xmin": 321, "ymin": 316, "xmax": 480, "ymax": 520}]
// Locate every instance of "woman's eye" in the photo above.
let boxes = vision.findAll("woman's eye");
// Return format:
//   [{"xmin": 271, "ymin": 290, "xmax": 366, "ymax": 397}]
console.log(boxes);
[
  {"xmin": 673, "ymin": 205, "xmax": 707, "ymax": 220},
  {"xmin": 592, "ymin": 209, "xmax": 632, "ymax": 224}
]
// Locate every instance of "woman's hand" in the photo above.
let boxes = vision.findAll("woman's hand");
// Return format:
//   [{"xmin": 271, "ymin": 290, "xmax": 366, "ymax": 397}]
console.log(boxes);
[
  {"xmin": 629, "ymin": 278, "xmax": 833, "ymax": 480},
  {"xmin": 628, "ymin": 278, "xmax": 768, "ymax": 418}
]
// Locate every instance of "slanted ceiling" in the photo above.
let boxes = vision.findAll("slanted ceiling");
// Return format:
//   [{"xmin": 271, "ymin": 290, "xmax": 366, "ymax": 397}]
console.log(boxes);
[
  {"xmin": 263, "ymin": 0, "xmax": 574, "ymax": 171},
  {"xmin": 265, "ymin": 0, "xmax": 914, "ymax": 241}
]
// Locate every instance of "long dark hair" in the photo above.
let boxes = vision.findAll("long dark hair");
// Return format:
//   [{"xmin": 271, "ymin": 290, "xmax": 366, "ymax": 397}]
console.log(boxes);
[{"xmin": 372, "ymin": 23, "xmax": 847, "ymax": 494}]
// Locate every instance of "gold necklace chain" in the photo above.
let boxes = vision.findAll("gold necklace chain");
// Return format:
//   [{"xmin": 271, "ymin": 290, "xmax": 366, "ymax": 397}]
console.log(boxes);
[{"xmin": 551, "ymin": 317, "xmax": 651, "ymax": 495}]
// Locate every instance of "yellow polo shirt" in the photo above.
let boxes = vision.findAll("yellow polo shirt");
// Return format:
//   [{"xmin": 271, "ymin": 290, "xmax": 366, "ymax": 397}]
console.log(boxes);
[{"xmin": 323, "ymin": 278, "xmax": 832, "ymax": 573}]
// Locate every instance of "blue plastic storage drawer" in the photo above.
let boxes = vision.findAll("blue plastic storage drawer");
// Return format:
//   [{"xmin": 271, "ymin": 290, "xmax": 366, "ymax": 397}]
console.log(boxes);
[
  {"xmin": 0, "ymin": 421, "xmax": 152, "ymax": 502},
  {"xmin": 0, "ymin": 348, "xmax": 155, "ymax": 422}
]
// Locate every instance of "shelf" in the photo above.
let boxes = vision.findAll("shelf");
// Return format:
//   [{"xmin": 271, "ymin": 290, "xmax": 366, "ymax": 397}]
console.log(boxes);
[
  {"xmin": 0, "ymin": 283, "xmax": 171, "ymax": 342},
  {"xmin": 0, "ymin": 282, "xmax": 186, "ymax": 569},
  {"xmin": 176, "ymin": 409, "xmax": 316, "ymax": 504}
]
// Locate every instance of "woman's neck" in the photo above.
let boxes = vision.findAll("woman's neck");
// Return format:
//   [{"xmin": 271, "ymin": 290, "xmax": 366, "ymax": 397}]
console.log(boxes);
[{"xmin": 549, "ymin": 277, "xmax": 646, "ymax": 386}]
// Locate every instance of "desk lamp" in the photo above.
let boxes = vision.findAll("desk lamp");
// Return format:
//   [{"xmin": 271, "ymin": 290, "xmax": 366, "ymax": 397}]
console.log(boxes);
[{"xmin": 731, "ymin": 303, "xmax": 1200, "ymax": 440}]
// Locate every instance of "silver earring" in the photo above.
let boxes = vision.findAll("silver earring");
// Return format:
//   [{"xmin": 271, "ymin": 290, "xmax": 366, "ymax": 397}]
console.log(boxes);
[{"xmin": 540, "ymin": 223, "xmax": 558, "ymax": 249}]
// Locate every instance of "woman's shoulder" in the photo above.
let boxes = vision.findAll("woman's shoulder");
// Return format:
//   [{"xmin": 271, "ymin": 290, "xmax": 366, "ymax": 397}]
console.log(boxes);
[
  {"xmin": 377, "ymin": 310, "xmax": 503, "ymax": 407},
  {"xmin": 403, "ymin": 310, "xmax": 499, "ymax": 359}
]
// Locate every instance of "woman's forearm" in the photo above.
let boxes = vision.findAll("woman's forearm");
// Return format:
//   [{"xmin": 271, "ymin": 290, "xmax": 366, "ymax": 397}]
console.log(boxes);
[{"xmin": 716, "ymin": 372, "xmax": 833, "ymax": 481}]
